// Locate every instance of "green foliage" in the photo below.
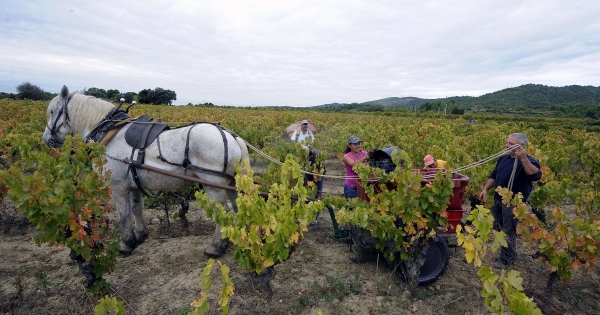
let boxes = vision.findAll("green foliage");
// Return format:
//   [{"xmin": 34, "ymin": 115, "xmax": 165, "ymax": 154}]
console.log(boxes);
[
  {"xmin": 189, "ymin": 259, "xmax": 234, "ymax": 315},
  {"xmin": 336, "ymin": 103, "xmax": 385, "ymax": 112},
  {"xmin": 138, "ymin": 87, "xmax": 177, "ymax": 105},
  {"xmin": 196, "ymin": 157, "xmax": 323, "ymax": 275},
  {"xmin": 86, "ymin": 87, "xmax": 109, "ymax": 99},
  {"xmin": 16, "ymin": 81, "xmax": 48, "ymax": 101},
  {"xmin": 0, "ymin": 91, "xmax": 16, "ymax": 99},
  {"xmin": 457, "ymin": 206, "xmax": 507, "ymax": 267},
  {"xmin": 450, "ymin": 106, "xmax": 465, "ymax": 115},
  {"xmin": 85, "ymin": 87, "xmax": 137, "ymax": 103},
  {"xmin": 94, "ymin": 295, "xmax": 125, "ymax": 315},
  {"xmin": 335, "ymin": 149, "xmax": 454, "ymax": 261},
  {"xmin": 503, "ymin": 184, "xmax": 600, "ymax": 281},
  {"xmin": 457, "ymin": 205, "xmax": 542, "ymax": 315},
  {"xmin": 106, "ymin": 89, "xmax": 120, "ymax": 100},
  {"xmin": 0, "ymin": 133, "xmax": 119, "ymax": 292}
]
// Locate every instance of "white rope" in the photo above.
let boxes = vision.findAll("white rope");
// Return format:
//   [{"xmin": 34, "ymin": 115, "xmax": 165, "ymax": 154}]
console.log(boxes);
[
  {"xmin": 243, "ymin": 140, "xmax": 286, "ymax": 166},
  {"xmin": 507, "ymin": 156, "xmax": 518, "ymax": 191},
  {"xmin": 245, "ymin": 137, "xmax": 521, "ymax": 181},
  {"xmin": 444, "ymin": 144, "xmax": 520, "ymax": 174},
  {"xmin": 108, "ymin": 119, "xmax": 519, "ymax": 181}
]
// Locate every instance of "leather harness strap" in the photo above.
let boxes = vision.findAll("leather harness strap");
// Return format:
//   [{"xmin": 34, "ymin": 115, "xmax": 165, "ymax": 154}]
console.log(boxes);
[
  {"xmin": 84, "ymin": 108, "xmax": 131, "ymax": 143},
  {"xmin": 216, "ymin": 124, "xmax": 229, "ymax": 173},
  {"xmin": 157, "ymin": 123, "xmax": 235, "ymax": 181},
  {"xmin": 87, "ymin": 108, "xmax": 238, "ymax": 197},
  {"xmin": 133, "ymin": 123, "xmax": 154, "ymax": 168}
]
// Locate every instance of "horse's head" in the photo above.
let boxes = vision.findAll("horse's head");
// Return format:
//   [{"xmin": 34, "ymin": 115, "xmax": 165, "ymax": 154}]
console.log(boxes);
[{"xmin": 42, "ymin": 85, "xmax": 75, "ymax": 148}]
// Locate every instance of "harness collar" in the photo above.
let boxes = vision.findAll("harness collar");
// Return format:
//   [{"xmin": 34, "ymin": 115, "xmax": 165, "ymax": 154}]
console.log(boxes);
[{"xmin": 83, "ymin": 107, "xmax": 131, "ymax": 144}]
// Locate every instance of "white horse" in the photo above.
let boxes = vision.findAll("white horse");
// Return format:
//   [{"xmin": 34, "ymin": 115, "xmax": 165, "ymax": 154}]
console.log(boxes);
[{"xmin": 42, "ymin": 86, "xmax": 249, "ymax": 257}]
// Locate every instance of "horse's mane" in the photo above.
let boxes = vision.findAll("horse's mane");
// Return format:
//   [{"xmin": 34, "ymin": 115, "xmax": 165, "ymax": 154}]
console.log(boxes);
[{"xmin": 66, "ymin": 92, "xmax": 116, "ymax": 134}]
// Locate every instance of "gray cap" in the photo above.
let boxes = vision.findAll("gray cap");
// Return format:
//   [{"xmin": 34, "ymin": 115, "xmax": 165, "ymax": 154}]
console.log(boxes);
[
  {"xmin": 348, "ymin": 135, "xmax": 362, "ymax": 144},
  {"xmin": 301, "ymin": 119, "xmax": 309, "ymax": 124}
]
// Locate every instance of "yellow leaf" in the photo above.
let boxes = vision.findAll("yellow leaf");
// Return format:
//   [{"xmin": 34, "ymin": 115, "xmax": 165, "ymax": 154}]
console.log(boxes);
[
  {"xmin": 263, "ymin": 257, "xmax": 275, "ymax": 268},
  {"xmin": 289, "ymin": 231, "xmax": 299, "ymax": 244},
  {"xmin": 465, "ymin": 249, "xmax": 477, "ymax": 264},
  {"xmin": 269, "ymin": 215, "xmax": 277, "ymax": 230}
]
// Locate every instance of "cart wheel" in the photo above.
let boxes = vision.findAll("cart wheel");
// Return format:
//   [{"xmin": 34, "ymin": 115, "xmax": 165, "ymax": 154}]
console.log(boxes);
[{"xmin": 397, "ymin": 234, "xmax": 450, "ymax": 286}]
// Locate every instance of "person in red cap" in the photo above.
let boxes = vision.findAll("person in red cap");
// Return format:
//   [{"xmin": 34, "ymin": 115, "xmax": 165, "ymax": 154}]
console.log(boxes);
[{"xmin": 423, "ymin": 154, "xmax": 448, "ymax": 169}]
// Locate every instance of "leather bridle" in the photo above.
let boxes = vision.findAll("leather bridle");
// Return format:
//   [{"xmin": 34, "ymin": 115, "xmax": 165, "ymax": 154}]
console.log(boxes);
[{"xmin": 46, "ymin": 96, "xmax": 72, "ymax": 148}]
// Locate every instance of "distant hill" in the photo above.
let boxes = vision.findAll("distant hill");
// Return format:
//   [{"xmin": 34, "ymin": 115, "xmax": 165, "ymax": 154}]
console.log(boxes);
[
  {"xmin": 311, "ymin": 84, "xmax": 600, "ymax": 109},
  {"xmin": 311, "ymin": 98, "xmax": 425, "ymax": 109},
  {"xmin": 450, "ymin": 84, "xmax": 600, "ymax": 109},
  {"xmin": 362, "ymin": 97, "xmax": 430, "ymax": 107},
  {"xmin": 314, "ymin": 102, "xmax": 344, "ymax": 109}
]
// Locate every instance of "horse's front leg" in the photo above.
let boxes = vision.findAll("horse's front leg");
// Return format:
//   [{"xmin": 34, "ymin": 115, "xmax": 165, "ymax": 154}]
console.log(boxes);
[
  {"xmin": 112, "ymin": 190, "xmax": 137, "ymax": 255},
  {"xmin": 130, "ymin": 189, "xmax": 148, "ymax": 245}
]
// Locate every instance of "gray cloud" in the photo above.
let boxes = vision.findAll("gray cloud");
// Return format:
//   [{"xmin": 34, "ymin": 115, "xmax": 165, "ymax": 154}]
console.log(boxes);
[{"xmin": 1, "ymin": 0, "xmax": 599, "ymax": 106}]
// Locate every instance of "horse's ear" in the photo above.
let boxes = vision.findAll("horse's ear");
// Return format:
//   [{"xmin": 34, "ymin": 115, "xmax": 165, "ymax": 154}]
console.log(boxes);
[{"xmin": 60, "ymin": 85, "xmax": 69, "ymax": 99}]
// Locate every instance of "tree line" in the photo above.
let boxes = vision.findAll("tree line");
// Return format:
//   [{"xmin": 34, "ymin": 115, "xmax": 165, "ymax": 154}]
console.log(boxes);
[{"xmin": 0, "ymin": 82, "xmax": 177, "ymax": 105}]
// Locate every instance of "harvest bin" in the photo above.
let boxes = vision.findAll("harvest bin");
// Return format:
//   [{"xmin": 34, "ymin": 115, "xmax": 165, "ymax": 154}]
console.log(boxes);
[
  {"xmin": 357, "ymin": 168, "xmax": 470, "ymax": 233},
  {"xmin": 357, "ymin": 168, "xmax": 470, "ymax": 209},
  {"xmin": 444, "ymin": 206, "xmax": 468, "ymax": 234},
  {"xmin": 419, "ymin": 168, "xmax": 469, "ymax": 209}
]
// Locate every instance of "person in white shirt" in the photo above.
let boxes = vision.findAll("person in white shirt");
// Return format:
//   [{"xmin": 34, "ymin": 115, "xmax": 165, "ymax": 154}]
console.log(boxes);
[{"xmin": 290, "ymin": 119, "xmax": 314, "ymax": 145}]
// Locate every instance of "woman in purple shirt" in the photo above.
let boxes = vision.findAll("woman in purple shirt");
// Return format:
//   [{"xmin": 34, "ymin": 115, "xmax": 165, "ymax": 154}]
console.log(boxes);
[{"xmin": 342, "ymin": 136, "xmax": 368, "ymax": 199}]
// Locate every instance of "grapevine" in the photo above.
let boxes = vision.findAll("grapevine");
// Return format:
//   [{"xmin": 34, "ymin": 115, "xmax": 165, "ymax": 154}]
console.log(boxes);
[
  {"xmin": 335, "ymin": 150, "xmax": 454, "ymax": 261},
  {"xmin": 196, "ymin": 157, "xmax": 323, "ymax": 295},
  {"xmin": 189, "ymin": 259, "xmax": 234, "ymax": 315},
  {"xmin": 0, "ymin": 133, "xmax": 119, "ymax": 292},
  {"xmin": 457, "ymin": 206, "xmax": 542, "ymax": 315}
]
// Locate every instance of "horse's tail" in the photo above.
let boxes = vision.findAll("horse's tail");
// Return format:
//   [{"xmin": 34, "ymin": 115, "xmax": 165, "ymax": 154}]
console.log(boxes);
[{"xmin": 234, "ymin": 136, "xmax": 250, "ymax": 174}]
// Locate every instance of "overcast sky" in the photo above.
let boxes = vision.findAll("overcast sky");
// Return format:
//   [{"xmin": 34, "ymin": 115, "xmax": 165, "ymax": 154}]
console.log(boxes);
[{"xmin": 1, "ymin": 1, "xmax": 599, "ymax": 106}]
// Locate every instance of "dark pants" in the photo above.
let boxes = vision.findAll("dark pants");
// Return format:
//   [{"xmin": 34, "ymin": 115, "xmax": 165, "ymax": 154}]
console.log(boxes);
[
  {"xmin": 304, "ymin": 174, "xmax": 324, "ymax": 200},
  {"xmin": 344, "ymin": 184, "xmax": 357, "ymax": 199},
  {"xmin": 305, "ymin": 174, "xmax": 324, "ymax": 221},
  {"xmin": 492, "ymin": 198, "xmax": 518, "ymax": 264}
]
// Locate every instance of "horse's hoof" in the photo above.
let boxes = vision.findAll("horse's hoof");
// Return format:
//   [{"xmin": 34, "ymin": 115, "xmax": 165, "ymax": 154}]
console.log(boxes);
[
  {"xmin": 204, "ymin": 245, "xmax": 225, "ymax": 258},
  {"xmin": 119, "ymin": 249, "xmax": 133, "ymax": 256},
  {"xmin": 119, "ymin": 242, "xmax": 134, "ymax": 256},
  {"xmin": 135, "ymin": 231, "xmax": 149, "ymax": 245}
]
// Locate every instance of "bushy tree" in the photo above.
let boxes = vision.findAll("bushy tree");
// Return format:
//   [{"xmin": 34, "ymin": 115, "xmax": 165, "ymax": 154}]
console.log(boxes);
[
  {"xmin": 85, "ymin": 87, "xmax": 107, "ymax": 99},
  {"xmin": 0, "ymin": 92, "xmax": 16, "ymax": 99},
  {"xmin": 106, "ymin": 89, "xmax": 120, "ymax": 101},
  {"xmin": 16, "ymin": 82, "xmax": 47, "ymax": 100},
  {"xmin": 451, "ymin": 107, "xmax": 465, "ymax": 115},
  {"xmin": 154, "ymin": 87, "xmax": 177, "ymax": 105},
  {"xmin": 137, "ymin": 89, "xmax": 154, "ymax": 104},
  {"xmin": 137, "ymin": 87, "xmax": 176, "ymax": 105},
  {"xmin": 585, "ymin": 108, "xmax": 599, "ymax": 120},
  {"xmin": 418, "ymin": 102, "xmax": 433, "ymax": 112}
]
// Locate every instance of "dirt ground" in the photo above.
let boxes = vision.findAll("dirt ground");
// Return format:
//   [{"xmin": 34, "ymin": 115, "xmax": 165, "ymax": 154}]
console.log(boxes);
[{"xmin": 1, "ymin": 159, "xmax": 600, "ymax": 315}]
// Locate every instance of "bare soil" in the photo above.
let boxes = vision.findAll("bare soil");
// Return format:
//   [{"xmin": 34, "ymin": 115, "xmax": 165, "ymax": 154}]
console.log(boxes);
[{"xmin": 1, "ymin": 159, "xmax": 600, "ymax": 315}]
